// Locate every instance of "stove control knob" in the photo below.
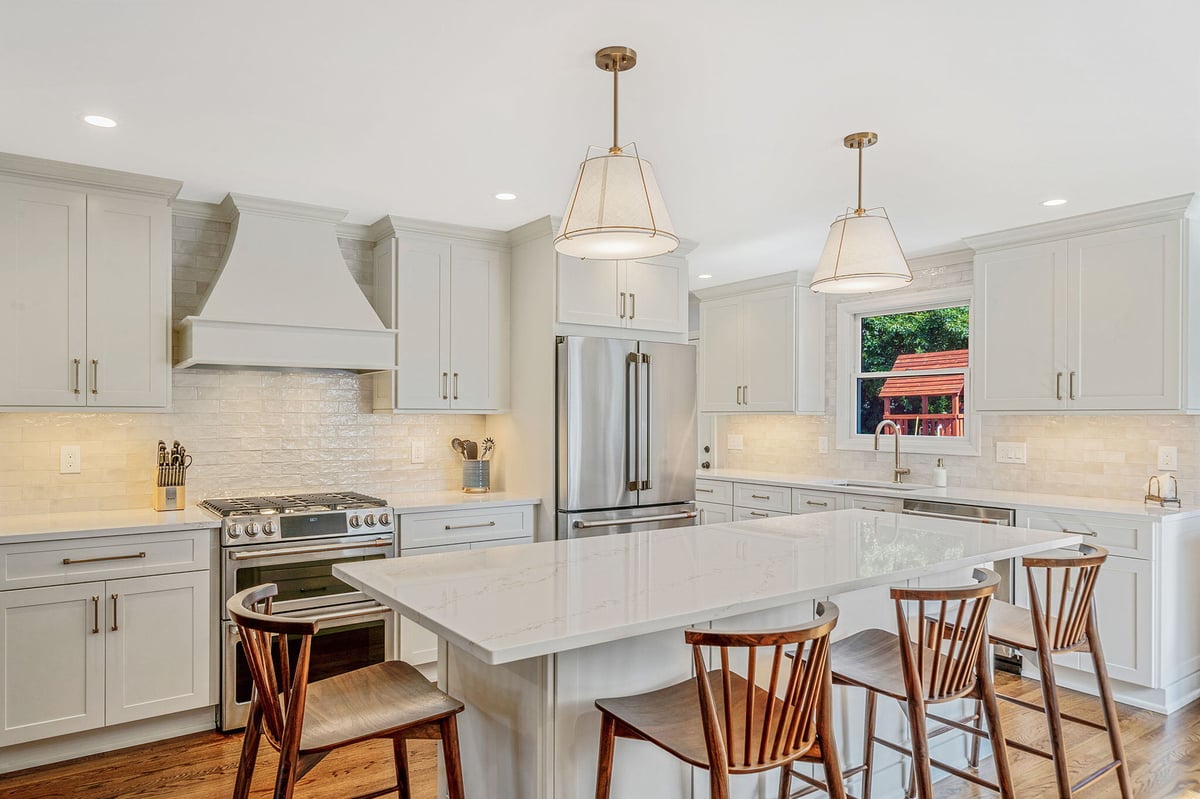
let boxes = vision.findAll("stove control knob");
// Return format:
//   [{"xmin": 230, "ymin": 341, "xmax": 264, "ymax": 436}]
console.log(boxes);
[
  {"xmin": 228, "ymin": 524, "xmax": 243, "ymax": 539},
  {"xmin": 263, "ymin": 521, "xmax": 277, "ymax": 536},
  {"xmin": 348, "ymin": 515, "xmax": 362, "ymax": 529},
  {"xmin": 245, "ymin": 522, "xmax": 261, "ymax": 538},
  {"xmin": 378, "ymin": 512, "xmax": 392, "ymax": 527},
  {"xmin": 363, "ymin": 513, "xmax": 377, "ymax": 527}
]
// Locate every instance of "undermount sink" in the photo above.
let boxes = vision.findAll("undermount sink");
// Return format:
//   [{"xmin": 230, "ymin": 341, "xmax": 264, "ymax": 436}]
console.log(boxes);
[{"xmin": 824, "ymin": 479, "xmax": 933, "ymax": 492}]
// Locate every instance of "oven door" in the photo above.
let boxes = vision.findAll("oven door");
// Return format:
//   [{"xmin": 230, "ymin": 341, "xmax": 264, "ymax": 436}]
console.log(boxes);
[
  {"xmin": 223, "ymin": 533, "xmax": 395, "ymax": 616},
  {"xmin": 220, "ymin": 602, "xmax": 396, "ymax": 732}
]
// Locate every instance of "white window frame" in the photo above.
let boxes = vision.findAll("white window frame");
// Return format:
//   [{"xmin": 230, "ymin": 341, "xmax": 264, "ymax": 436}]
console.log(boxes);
[{"xmin": 836, "ymin": 287, "xmax": 980, "ymax": 456}]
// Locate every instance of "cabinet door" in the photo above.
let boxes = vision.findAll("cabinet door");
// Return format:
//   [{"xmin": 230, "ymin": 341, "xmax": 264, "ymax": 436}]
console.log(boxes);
[
  {"xmin": 624, "ymin": 259, "xmax": 687, "ymax": 333},
  {"xmin": 105, "ymin": 571, "xmax": 210, "ymax": 725},
  {"xmin": 698, "ymin": 297, "xmax": 742, "ymax": 412},
  {"xmin": 974, "ymin": 242, "xmax": 1069, "ymax": 411},
  {"xmin": 85, "ymin": 195, "xmax": 170, "ymax": 407},
  {"xmin": 449, "ymin": 245, "xmax": 509, "ymax": 410},
  {"xmin": 1068, "ymin": 221, "xmax": 1181, "ymax": 410},
  {"xmin": 696, "ymin": 501, "xmax": 733, "ymax": 525},
  {"xmin": 394, "ymin": 237, "xmax": 452, "ymax": 409},
  {"xmin": 0, "ymin": 182, "xmax": 87, "ymax": 406},
  {"xmin": 1073, "ymin": 555, "xmax": 1155, "ymax": 687},
  {"xmin": 741, "ymin": 287, "xmax": 796, "ymax": 411},
  {"xmin": 0, "ymin": 582, "xmax": 105, "ymax": 746},
  {"xmin": 399, "ymin": 543, "xmax": 471, "ymax": 665},
  {"xmin": 556, "ymin": 256, "xmax": 623, "ymax": 328}
]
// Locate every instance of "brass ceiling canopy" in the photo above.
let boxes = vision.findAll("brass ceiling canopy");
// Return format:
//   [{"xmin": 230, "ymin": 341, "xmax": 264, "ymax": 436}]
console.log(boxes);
[
  {"xmin": 595, "ymin": 46, "xmax": 637, "ymax": 72},
  {"xmin": 843, "ymin": 132, "xmax": 878, "ymax": 149}
]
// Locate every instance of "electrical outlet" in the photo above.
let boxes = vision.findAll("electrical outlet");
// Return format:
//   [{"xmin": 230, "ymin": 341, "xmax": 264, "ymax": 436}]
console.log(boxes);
[
  {"xmin": 60, "ymin": 445, "xmax": 81, "ymax": 474},
  {"xmin": 818, "ymin": 436, "xmax": 830, "ymax": 454},
  {"xmin": 726, "ymin": 434, "xmax": 744, "ymax": 451},
  {"xmin": 1158, "ymin": 445, "xmax": 1179, "ymax": 471},
  {"xmin": 995, "ymin": 442, "xmax": 1027, "ymax": 464},
  {"xmin": 411, "ymin": 440, "xmax": 425, "ymax": 464}
]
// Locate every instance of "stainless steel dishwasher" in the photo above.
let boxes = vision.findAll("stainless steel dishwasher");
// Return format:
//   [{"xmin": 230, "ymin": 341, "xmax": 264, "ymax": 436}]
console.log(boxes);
[{"xmin": 901, "ymin": 498, "xmax": 1022, "ymax": 673}]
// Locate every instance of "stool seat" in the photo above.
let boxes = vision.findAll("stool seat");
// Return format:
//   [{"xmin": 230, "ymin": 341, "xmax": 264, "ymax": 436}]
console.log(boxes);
[
  {"xmin": 596, "ymin": 669, "xmax": 824, "ymax": 771},
  {"xmin": 985, "ymin": 600, "xmax": 1087, "ymax": 654},
  {"xmin": 832, "ymin": 628, "xmax": 968, "ymax": 703}
]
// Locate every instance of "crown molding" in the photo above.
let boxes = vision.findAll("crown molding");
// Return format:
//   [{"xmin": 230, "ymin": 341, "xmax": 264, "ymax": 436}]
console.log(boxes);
[
  {"xmin": 172, "ymin": 199, "xmax": 229, "ymax": 222},
  {"xmin": 907, "ymin": 245, "xmax": 974, "ymax": 271},
  {"xmin": 368, "ymin": 214, "xmax": 510, "ymax": 247},
  {"xmin": 0, "ymin": 151, "xmax": 182, "ymax": 201},
  {"xmin": 692, "ymin": 270, "xmax": 804, "ymax": 301},
  {"xmin": 964, "ymin": 194, "xmax": 1197, "ymax": 252},
  {"xmin": 220, "ymin": 193, "xmax": 347, "ymax": 224},
  {"xmin": 505, "ymin": 215, "xmax": 556, "ymax": 247}
]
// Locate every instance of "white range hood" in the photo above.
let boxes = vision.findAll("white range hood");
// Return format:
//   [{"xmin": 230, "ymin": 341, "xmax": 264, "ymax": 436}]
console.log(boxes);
[{"xmin": 175, "ymin": 194, "xmax": 395, "ymax": 372}]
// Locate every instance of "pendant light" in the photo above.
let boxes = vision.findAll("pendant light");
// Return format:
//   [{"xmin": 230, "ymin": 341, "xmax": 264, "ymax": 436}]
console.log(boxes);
[
  {"xmin": 554, "ymin": 46, "xmax": 679, "ymax": 260},
  {"xmin": 810, "ymin": 132, "xmax": 912, "ymax": 294}
]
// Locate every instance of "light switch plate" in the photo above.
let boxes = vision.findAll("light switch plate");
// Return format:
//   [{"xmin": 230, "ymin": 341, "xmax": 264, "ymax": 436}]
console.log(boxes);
[
  {"xmin": 726, "ymin": 434, "xmax": 744, "ymax": 451},
  {"xmin": 60, "ymin": 445, "xmax": 81, "ymax": 474},
  {"xmin": 1158, "ymin": 445, "xmax": 1178, "ymax": 471},
  {"xmin": 411, "ymin": 440, "xmax": 425, "ymax": 464},
  {"xmin": 995, "ymin": 441, "xmax": 1027, "ymax": 464},
  {"xmin": 818, "ymin": 436, "xmax": 830, "ymax": 454}
]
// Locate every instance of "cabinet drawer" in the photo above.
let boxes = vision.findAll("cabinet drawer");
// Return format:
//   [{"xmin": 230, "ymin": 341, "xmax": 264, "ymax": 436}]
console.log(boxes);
[
  {"xmin": 695, "ymin": 479, "xmax": 733, "ymax": 504},
  {"xmin": 791, "ymin": 489, "xmax": 843, "ymax": 514},
  {"xmin": 733, "ymin": 483, "xmax": 790, "ymax": 513},
  {"xmin": 847, "ymin": 495, "xmax": 903, "ymax": 514},
  {"xmin": 696, "ymin": 502, "xmax": 734, "ymax": 525},
  {"xmin": 1017, "ymin": 510, "xmax": 1154, "ymax": 560},
  {"xmin": 399, "ymin": 505, "xmax": 535, "ymax": 549},
  {"xmin": 0, "ymin": 529, "xmax": 212, "ymax": 591},
  {"xmin": 734, "ymin": 507, "xmax": 788, "ymax": 521}
]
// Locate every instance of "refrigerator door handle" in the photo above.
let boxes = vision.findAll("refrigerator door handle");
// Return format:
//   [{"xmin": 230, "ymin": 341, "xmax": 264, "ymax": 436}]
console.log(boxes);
[
  {"xmin": 573, "ymin": 511, "xmax": 697, "ymax": 530},
  {"xmin": 626, "ymin": 351, "xmax": 640, "ymax": 491},
  {"xmin": 640, "ymin": 352, "xmax": 652, "ymax": 490}
]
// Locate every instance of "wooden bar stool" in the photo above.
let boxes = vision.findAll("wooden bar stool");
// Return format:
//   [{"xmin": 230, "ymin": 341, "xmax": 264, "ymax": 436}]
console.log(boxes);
[
  {"xmin": 984, "ymin": 544, "xmax": 1133, "ymax": 798},
  {"xmin": 228, "ymin": 584, "xmax": 467, "ymax": 799},
  {"xmin": 593, "ymin": 602, "xmax": 847, "ymax": 799},
  {"xmin": 783, "ymin": 568, "xmax": 1014, "ymax": 799}
]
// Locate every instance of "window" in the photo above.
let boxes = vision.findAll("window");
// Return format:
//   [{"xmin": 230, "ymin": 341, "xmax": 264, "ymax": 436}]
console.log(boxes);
[{"xmin": 836, "ymin": 288, "xmax": 978, "ymax": 455}]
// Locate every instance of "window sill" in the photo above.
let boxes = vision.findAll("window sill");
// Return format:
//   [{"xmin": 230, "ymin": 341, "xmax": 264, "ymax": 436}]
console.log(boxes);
[{"xmin": 836, "ymin": 434, "xmax": 981, "ymax": 457}]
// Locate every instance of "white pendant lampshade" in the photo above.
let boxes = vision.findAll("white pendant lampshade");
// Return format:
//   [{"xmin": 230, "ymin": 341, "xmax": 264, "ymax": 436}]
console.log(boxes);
[
  {"xmin": 555, "ymin": 146, "xmax": 678, "ymax": 259},
  {"xmin": 810, "ymin": 132, "xmax": 912, "ymax": 294},
  {"xmin": 554, "ymin": 46, "xmax": 679, "ymax": 260}
]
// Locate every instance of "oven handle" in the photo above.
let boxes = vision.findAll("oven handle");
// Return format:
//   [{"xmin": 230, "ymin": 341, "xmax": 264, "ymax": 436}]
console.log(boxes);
[
  {"xmin": 228, "ymin": 538, "xmax": 393, "ymax": 560},
  {"xmin": 310, "ymin": 605, "xmax": 391, "ymax": 628}
]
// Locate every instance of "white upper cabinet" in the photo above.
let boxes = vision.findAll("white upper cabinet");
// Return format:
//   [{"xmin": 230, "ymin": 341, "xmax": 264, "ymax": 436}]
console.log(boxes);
[
  {"xmin": 697, "ymin": 278, "xmax": 824, "ymax": 414},
  {"xmin": 0, "ymin": 157, "xmax": 178, "ymax": 411},
  {"xmin": 372, "ymin": 221, "xmax": 510, "ymax": 413},
  {"xmin": 557, "ymin": 256, "xmax": 687, "ymax": 335},
  {"xmin": 971, "ymin": 198, "xmax": 1195, "ymax": 413}
]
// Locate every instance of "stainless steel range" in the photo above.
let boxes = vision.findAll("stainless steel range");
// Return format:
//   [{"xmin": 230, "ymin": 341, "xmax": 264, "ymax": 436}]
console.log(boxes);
[{"xmin": 203, "ymin": 492, "xmax": 397, "ymax": 731}]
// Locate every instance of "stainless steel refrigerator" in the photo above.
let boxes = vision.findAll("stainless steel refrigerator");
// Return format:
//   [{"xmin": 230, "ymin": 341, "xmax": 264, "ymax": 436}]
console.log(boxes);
[{"xmin": 557, "ymin": 336, "xmax": 698, "ymax": 538}]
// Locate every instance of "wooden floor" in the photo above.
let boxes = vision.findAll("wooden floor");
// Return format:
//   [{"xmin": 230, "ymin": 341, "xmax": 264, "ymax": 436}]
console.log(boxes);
[{"xmin": 1, "ymin": 673, "xmax": 1198, "ymax": 797}]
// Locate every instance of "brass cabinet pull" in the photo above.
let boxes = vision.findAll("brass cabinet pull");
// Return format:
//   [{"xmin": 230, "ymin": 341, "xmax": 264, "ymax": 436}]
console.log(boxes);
[
  {"xmin": 72, "ymin": 358, "xmax": 81, "ymax": 395},
  {"xmin": 452, "ymin": 372, "xmax": 459, "ymax": 401},
  {"xmin": 736, "ymin": 385, "xmax": 743, "ymax": 405},
  {"xmin": 743, "ymin": 385, "xmax": 749, "ymax": 404},
  {"xmin": 90, "ymin": 359, "xmax": 99, "ymax": 395},
  {"xmin": 91, "ymin": 595, "xmax": 100, "ymax": 634},
  {"xmin": 806, "ymin": 500, "xmax": 828, "ymax": 507},
  {"xmin": 1069, "ymin": 371, "xmax": 1077, "ymax": 400},
  {"xmin": 1062, "ymin": 528, "xmax": 1098, "ymax": 537},
  {"xmin": 444, "ymin": 520, "xmax": 496, "ymax": 531},
  {"xmin": 749, "ymin": 511, "xmax": 768, "ymax": 517},
  {"xmin": 696, "ymin": 487, "xmax": 714, "ymax": 494},
  {"xmin": 441, "ymin": 372, "xmax": 448, "ymax": 400},
  {"xmin": 1056, "ymin": 372, "xmax": 1063, "ymax": 400},
  {"xmin": 629, "ymin": 292, "xmax": 636, "ymax": 320},
  {"xmin": 862, "ymin": 506, "xmax": 887, "ymax": 512},
  {"xmin": 751, "ymin": 494, "xmax": 770, "ymax": 500},
  {"xmin": 62, "ymin": 551, "xmax": 146, "ymax": 565},
  {"xmin": 110, "ymin": 593, "xmax": 118, "ymax": 632},
  {"xmin": 619, "ymin": 292, "xmax": 627, "ymax": 319}
]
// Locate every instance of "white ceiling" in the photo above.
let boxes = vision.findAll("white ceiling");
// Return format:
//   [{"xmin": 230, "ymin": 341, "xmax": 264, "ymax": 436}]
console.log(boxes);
[{"xmin": 2, "ymin": 1, "xmax": 1198, "ymax": 286}]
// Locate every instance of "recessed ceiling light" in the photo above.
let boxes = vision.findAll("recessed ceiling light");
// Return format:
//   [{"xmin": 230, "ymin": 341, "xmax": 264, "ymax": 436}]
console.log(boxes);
[
  {"xmin": 494, "ymin": 193, "xmax": 517, "ymax": 201},
  {"xmin": 697, "ymin": 274, "xmax": 713, "ymax": 280},
  {"xmin": 82, "ymin": 115, "xmax": 117, "ymax": 128},
  {"xmin": 1041, "ymin": 198, "xmax": 1068, "ymax": 207}
]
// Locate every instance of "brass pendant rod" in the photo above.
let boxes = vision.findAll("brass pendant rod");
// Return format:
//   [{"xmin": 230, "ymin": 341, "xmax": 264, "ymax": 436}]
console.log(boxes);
[
  {"xmin": 856, "ymin": 145, "xmax": 864, "ymax": 215},
  {"xmin": 611, "ymin": 60, "xmax": 620, "ymax": 153}
]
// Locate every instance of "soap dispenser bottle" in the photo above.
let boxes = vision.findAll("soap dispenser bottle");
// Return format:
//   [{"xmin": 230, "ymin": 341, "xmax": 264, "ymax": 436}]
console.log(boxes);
[{"xmin": 933, "ymin": 458, "xmax": 948, "ymax": 488}]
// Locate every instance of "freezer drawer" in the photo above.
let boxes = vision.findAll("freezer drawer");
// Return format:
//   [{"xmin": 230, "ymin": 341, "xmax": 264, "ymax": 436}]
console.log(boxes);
[{"xmin": 559, "ymin": 504, "xmax": 698, "ymax": 539}]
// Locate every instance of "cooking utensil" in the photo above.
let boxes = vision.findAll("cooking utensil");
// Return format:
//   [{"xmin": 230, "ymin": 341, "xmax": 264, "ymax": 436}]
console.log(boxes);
[
  {"xmin": 451, "ymin": 438, "xmax": 467, "ymax": 459},
  {"xmin": 480, "ymin": 437, "xmax": 495, "ymax": 460},
  {"xmin": 464, "ymin": 440, "xmax": 478, "ymax": 460}
]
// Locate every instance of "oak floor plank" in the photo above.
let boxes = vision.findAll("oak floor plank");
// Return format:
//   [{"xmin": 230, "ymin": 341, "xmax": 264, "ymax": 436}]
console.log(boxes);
[{"xmin": 1, "ymin": 674, "xmax": 1198, "ymax": 797}]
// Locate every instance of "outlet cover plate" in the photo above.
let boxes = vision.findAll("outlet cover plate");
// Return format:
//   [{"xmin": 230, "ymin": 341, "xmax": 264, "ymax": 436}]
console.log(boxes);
[
  {"xmin": 411, "ymin": 440, "xmax": 425, "ymax": 464},
  {"xmin": 726, "ymin": 434, "xmax": 744, "ymax": 451},
  {"xmin": 60, "ymin": 445, "xmax": 81, "ymax": 474},
  {"xmin": 1158, "ymin": 445, "xmax": 1179, "ymax": 471},
  {"xmin": 818, "ymin": 436, "xmax": 830, "ymax": 454},
  {"xmin": 995, "ymin": 442, "xmax": 1027, "ymax": 464}
]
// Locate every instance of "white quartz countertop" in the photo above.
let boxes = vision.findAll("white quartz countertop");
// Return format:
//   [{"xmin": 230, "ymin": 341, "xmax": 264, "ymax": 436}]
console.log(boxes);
[
  {"xmin": 336, "ymin": 509, "xmax": 1080, "ymax": 666},
  {"xmin": 0, "ymin": 492, "xmax": 540, "ymax": 544},
  {"xmin": 383, "ymin": 491, "xmax": 541, "ymax": 514},
  {"xmin": 699, "ymin": 468, "xmax": 1197, "ymax": 521}
]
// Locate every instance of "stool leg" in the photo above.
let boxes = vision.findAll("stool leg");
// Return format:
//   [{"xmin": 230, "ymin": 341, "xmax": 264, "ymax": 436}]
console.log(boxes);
[
  {"xmin": 393, "ymin": 737, "xmax": 413, "ymax": 799},
  {"xmin": 440, "ymin": 715, "xmax": 466, "ymax": 799},
  {"xmin": 816, "ymin": 670, "xmax": 848, "ymax": 799},
  {"xmin": 596, "ymin": 712, "xmax": 617, "ymax": 799},
  {"xmin": 902, "ymin": 695, "xmax": 933, "ymax": 799},
  {"xmin": 862, "ymin": 690, "xmax": 878, "ymax": 799},
  {"xmin": 1033, "ymin": 644, "xmax": 1073, "ymax": 798},
  {"xmin": 1086, "ymin": 614, "xmax": 1133, "ymax": 799},
  {"xmin": 976, "ymin": 644, "xmax": 1016, "ymax": 799},
  {"xmin": 233, "ymin": 698, "xmax": 263, "ymax": 799},
  {"xmin": 968, "ymin": 698, "xmax": 983, "ymax": 768}
]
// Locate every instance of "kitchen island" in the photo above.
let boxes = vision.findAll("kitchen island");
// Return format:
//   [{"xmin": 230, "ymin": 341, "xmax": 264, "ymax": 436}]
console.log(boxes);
[{"xmin": 336, "ymin": 509, "xmax": 1080, "ymax": 799}]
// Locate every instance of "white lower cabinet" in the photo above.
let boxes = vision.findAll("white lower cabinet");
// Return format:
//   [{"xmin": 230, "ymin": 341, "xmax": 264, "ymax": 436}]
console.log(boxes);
[
  {"xmin": 0, "ymin": 568, "xmax": 209, "ymax": 746},
  {"xmin": 846, "ymin": 494, "xmax": 903, "ymax": 514},
  {"xmin": 696, "ymin": 502, "xmax": 733, "ymax": 525},
  {"xmin": 733, "ymin": 507, "xmax": 787, "ymax": 521}
]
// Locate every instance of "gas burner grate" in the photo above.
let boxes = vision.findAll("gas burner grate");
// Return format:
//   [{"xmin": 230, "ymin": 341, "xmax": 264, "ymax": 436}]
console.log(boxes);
[{"xmin": 199, "ymin": 492, "xmax": 388, "ymax": 517}]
